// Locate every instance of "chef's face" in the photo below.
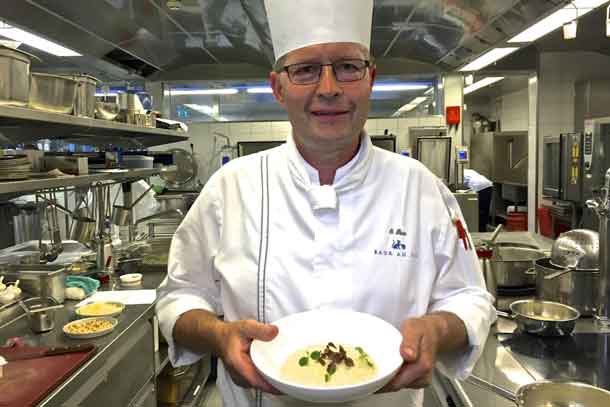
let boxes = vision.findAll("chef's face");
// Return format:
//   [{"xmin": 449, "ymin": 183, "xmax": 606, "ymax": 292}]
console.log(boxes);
[{"xmin": 270, "ymin": 42, "xmax": 376, "ymax": 153}]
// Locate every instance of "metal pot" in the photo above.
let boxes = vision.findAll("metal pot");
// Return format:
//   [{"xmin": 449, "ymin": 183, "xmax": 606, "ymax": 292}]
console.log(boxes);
[
  {"xmin": 497, "ymin": 299, "xmax": 580, "ymax": 336},
  {"xmin": 0, "ymin": 46, "xmax": 31, "ymax": 106},
  {"xmin": 29, "ymin": 73, "xmax": 78, "ymax": 114},
  {"xmin": 5, "ymin": 264, "xmax": 67, "ymax": 303},
  {"xmin": 156, "ymin": 194, "xmax": 187, "ymax": 212},
  {"xmin": 534, "ymin": 257, "xmax": 599, "ymax": 316},
  {"xmin": 70, "ymin": 74, "xmax": 98, "ymax": 117},
  {"xmin": 19, "ymin": 296, "xmax": 63, "ymax": 333},
  {"xmin": 469, "ymin": 378, "xmax": 610, "ymax": 406},
  {"xmin": 490, "ymin": 247, "xmax": 545, "ymax": 287}
]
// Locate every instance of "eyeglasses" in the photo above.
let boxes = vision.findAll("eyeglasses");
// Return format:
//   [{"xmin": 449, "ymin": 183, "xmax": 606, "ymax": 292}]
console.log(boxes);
[{"xmin": 282, "ymin": 59, "xmax": 370, "ymax": 85}]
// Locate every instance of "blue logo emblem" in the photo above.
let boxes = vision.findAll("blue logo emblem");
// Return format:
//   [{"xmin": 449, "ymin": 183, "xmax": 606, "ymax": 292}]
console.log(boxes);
[{"xmin": 373, "ymin": 227, "xmax": 408, "ymax": 257}]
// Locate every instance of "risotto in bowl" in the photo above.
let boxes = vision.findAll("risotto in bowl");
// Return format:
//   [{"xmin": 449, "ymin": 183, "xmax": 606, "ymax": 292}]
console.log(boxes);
[{"xmin": 250, "ymin": 310, "xmax": 403, "ymax": 403}]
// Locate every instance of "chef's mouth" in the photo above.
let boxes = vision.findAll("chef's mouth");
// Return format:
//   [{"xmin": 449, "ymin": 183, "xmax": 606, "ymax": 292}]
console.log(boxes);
[{"xmin": 310, "ymin": 110, "xmax": 350, "ymax": 117}]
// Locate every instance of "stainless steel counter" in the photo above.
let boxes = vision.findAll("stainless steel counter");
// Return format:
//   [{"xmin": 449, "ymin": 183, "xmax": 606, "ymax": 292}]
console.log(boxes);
[{"xmin": 0, "ymin": 269, "xmax": 167, "ymax": 407}]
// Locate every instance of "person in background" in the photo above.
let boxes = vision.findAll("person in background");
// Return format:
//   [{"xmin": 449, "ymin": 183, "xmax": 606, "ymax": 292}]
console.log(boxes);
[
  {"xmin": 463, "ymin": 169, "xmax": 493, "ymax": 232},
  {"xmin": 156, "ymin": 1, "xmax": 495, "ymax": 406}
]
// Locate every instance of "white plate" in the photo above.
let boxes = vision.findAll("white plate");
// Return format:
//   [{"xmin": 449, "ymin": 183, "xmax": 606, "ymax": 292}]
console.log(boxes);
[
  {"xmin": 63, "ymin": 316, "xmax": 118, "ymax": 339},
  {"xmin": 250, "ymin": 310, "xmax": 403, "ymax": 404}
]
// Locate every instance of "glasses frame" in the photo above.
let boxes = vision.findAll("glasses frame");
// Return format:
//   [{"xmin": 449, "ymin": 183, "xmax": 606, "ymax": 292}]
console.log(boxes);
[{"xmin": 282, "ymin": 59, "xmax": 371, "ymax": 85}]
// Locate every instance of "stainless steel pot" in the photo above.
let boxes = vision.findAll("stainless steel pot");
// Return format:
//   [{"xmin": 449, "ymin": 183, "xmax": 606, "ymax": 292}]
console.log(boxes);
[
  {"xmin": 0, "ymin": 46, "xmax": 31, "ymax": 106},
  {"xmin": 29, "ymin": 73, "xmax": 77, "ymax": 114},
  {"xmin": 534, "ymin": 257, "xmax": 599, "ymax": 316},
  {"xmin": 497, "ymin": 299, "xmax": 580, "ymax": 336},
  {"xmin": 4, "ymin": 264, "xmax": 67, "ymax": 303},
  {"xmin": 156, "ymin": 194, "xmax": 186, "ymax": 212},
  {"xmin": 70, "ymin": 74, "xmax": 98, "ymax": 117},
  {"xmin": 490, "ymin": 247, "xmax": 545, "ymax": 287},
  {"xmin": 516, "ymin": 381, "xmax": 610, "ymax": 407},
  {"xmin": 19, "ymin": 296, "xmax": 63, "ymax": 333}
]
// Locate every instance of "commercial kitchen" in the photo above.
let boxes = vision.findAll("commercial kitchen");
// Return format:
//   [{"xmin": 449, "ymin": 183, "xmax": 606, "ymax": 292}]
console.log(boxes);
[{"xmin": 0, "ymin": 1, "xmax": 610, "ymax": 406}]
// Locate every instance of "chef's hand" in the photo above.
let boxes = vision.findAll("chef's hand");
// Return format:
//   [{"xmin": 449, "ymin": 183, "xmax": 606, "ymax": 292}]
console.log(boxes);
[
  {"xmin": 378, "ymin": 317, "xmax": 441, "ymax": 391},
  {"xmin": 219, "ymin": 320, "xmax": 281, "ymax": 394}
]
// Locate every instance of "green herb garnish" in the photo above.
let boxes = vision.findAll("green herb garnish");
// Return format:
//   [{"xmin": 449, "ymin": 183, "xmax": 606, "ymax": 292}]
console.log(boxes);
[
  {"xmin": 311, "ymin": 351, "xmax": 321, "ymax": 360},
  {"xmin": 299, "ymin": 356, "xmax": 309, "ymax": 366}
]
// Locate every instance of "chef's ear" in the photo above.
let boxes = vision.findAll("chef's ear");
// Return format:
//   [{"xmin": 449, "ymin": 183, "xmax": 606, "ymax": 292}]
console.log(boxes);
[
  {"xmin": 368, "ymin": 64, "xmax": 377, "ymax": 91},
  {"xmin": 270, "ymin": 71, "xmax": 286, "ymax": 106}
]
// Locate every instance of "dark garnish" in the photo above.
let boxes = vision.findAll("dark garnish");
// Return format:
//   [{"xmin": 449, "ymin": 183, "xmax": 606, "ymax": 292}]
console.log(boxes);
[{"xmin": 299, "ymin": 356, "xmax": 309, "ymax": 366}]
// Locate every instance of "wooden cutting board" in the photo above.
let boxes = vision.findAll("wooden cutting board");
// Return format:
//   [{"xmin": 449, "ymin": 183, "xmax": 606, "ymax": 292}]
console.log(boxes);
[{"xmin": 0, "ymin": 345, "xmax": 96, "ymax": 407}]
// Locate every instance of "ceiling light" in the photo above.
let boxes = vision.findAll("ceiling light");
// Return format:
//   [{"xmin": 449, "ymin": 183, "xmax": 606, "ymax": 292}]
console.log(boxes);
[
  {"xmin": 509, "ymin": 0, "xmax": 607, "ymax": 43},
  {"xmin": 165, "ymin": 88, "xmax": 239, "ymax": 96},
  {"xmin": 393, "ymin": 96, "xmax": 429, "ymax": 116},
  {"xmin": 95, "ymin": 92, "xmax": 119, "ymax": 97},
  {"xmin": 464, "ymin": 77, "xmax": 504, "ymax": 95},
  {"xmin": 563, "ymin": 20, "xmax": 578, "ymax": 39},
  {"xmin": 372, "ymin": 83, "xmax": 430, "ymax": 92},
  {"xmin": 606, "ymin": 5, "xmax": 610, "ymax": 37},
  {"xmin": 184, "ymin": 104, "xmax": 218, "ymax": 116},
  {"xmin": 459, "ymin": 48, "xmax": 520, "ymax": 72},
  {"xmin": 0, "ymin": 22, "xmax": 81, "ymax": 57},
  {"xmin": 464, "ymin": 74, "xmax": 474, "ymax": 86},
  {"xmin": 246, "ymin": 87, "xmax": 273, "ymax": 94}
]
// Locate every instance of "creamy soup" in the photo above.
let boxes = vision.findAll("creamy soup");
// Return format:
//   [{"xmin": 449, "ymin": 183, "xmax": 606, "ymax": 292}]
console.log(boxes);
[{"xmin": 280, "ymin": 343, "xmax": 377, "ymax": 387}]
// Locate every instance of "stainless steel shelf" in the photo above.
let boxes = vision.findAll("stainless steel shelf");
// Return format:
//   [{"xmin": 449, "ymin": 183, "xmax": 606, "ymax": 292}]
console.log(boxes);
[
  {"xmin": 0, "ymin": 167, "xmax": 176, "ymax": 199},
  {"xmin": 0, "ymin": 105, "xmax": 188, "ymax": 148}
]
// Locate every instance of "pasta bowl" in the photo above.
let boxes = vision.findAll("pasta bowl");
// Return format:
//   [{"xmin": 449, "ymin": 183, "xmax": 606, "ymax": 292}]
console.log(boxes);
[{"xmin": 250, "ymin": 309, "xmax": 403, "ymax": 403}]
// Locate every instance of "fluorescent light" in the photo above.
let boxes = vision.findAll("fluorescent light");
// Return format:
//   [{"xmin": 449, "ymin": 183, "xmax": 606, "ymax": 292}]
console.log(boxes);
[
  {"xmin": 165, "ymin": 88, "xmax": 239, "ymax": 96},
  {"xmin": 465, "ymin": 74, "xmax": 474, "ymax": 86},
  {"xmin": 0, "ymin": 23, "xmax": 81, "ymax": 57},
  {"xmin": 459, "ymin": 48, "xmax": 519, "ymax": 71},
  {"xmin": 464, "ymin": 77, "xmax": 504, "ymax": 95},
  {"xmin": 95, "ymin": 92, "xmax": 119, "ymax": 97},
  {"xmin": 393, "ymin": 96, "xmax": 429, "ymax": 116},
  {"xmin": 372, "ymin": 83, "xmax": 429, "ymax": 92},
  {"xmin": 184, "ymin": 104, "xmax": 218, "ymax": 116},
  {"xmin": 509, "ymin": 0, "xmax": 607, "ymax": 43},
  {"xmin": 606, "ymin": 5, "xmax": 610, "ymax": 37},
  {"xmin": 563, "ymin": 20, "xmax": 578, "ymax": 39},
  {"xmin": 246, "ymin": 87, "xmax": 273, "ymax": 94}
]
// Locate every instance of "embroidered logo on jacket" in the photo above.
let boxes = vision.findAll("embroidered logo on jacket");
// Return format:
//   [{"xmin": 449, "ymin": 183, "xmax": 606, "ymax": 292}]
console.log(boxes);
[{"xmin": 373, "ymin": 227, "xmax": 408, "ymax": 257}]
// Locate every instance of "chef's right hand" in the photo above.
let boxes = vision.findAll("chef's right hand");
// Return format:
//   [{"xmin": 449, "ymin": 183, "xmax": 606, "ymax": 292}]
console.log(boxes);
[{"xmin": 219, "ymin": 320, "xmax": 280, "ymax": 394}]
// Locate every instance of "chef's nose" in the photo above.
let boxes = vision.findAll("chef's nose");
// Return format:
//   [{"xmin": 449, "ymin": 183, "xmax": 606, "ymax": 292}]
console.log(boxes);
[{"xmin": 316, "ymin": 65, "xmax": 342, "ymax": 98}]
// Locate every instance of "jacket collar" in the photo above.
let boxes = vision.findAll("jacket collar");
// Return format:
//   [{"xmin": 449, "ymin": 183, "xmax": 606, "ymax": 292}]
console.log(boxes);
[{"xmin": 286, "ymin": 132, "xmax": 373, "ymax": 211}]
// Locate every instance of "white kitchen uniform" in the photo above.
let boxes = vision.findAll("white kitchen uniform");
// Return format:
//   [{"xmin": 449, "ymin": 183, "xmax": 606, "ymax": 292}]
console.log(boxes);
[
  {"xmin": 156, "ymin": 133, "xmax": 496, "ymax": 407},
  {"xmin": 463, "ymin": 169, "xmax": 493, "ymax": 193}
]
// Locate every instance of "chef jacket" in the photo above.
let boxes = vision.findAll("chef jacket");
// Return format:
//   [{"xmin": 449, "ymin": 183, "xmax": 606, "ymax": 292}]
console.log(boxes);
[{"xmin": 156, "ymin": 133, "xmax": 496, "ymax": 407}]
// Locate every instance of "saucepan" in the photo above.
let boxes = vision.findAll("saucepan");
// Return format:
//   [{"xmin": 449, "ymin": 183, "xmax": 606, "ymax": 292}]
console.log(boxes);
[
  {"xmin": 496, "ymin": 299, "xmax": 580, "ymax": 336},
  {"xmin": 469, "ymin": 377, "xmax": 610, "ymax": 407}
]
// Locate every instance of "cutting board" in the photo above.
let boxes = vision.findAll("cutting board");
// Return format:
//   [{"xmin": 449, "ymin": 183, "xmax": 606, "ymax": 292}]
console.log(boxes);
[{"xmin": 0, "ymin": 345, "xmax": 96, "ymax": 407}]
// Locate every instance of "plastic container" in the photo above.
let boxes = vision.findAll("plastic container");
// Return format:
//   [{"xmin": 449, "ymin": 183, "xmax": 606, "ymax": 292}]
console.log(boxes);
[
  {"xmin": 506, "ymin": 212, "xmax": 527, "ymax": 231},
  {"xmin": 122, "ymin": 155, "xmax": 153, "ymax": 169}
]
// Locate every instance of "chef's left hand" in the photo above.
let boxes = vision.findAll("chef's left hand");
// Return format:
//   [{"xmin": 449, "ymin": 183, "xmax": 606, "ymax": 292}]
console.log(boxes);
[{"xmin": 378, "ymin": 316, "xmax": 441, "ymax": 391}]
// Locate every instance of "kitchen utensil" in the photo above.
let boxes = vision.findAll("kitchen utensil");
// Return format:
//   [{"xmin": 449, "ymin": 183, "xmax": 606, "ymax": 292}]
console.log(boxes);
[
  {"xmin": 489, "ymin": 224, "xmax": 503, "ymax": 245},
  {"xmin": 550, "ymin": 229, "xmax": 599, "ymax": 270},
  {"xmin": 490, "ymin": 247, "xmax": 545, "ymax": 287},
  {"xmin": 19, "ymin": 296, "xmax": 64, "ymax": 333},
  {"xmin": 111, "ymin": 185, "xmax": 154, "ymax": 226},
  {"xmin": 468, "ymin": 377, "xmax": 610, "ymax": 406},
  {"xmin": 70, "ymin": 74, "xmax": 98, "ymax": 117},
  {"xmin": 94, "ymin": 101, "xmax": 120, "ymax": 120},
  {"xmin": 29, "ymin": 73, "xmax": 78, "ymax": 114},
  {"xmin": 160, "ymin": 148, "xmax": 198, "ymax": 188},
  {"xmin": 155, "ymin": 194, "xmax": 187, "ymax": 212},
  {"xmin": 116, "ymin": 258, "xmax": 142, "ymax": 275},
  {"xmin": 4, "ymin": 264, "xmax": 67, "ymax": 303},
  {"xmin": 2, "ymin": 343, "xmax": 95, "ymax": 362},
  {"xmin": 0, "ymin": 45, "xmax": 31, "ymax": 106},
  {"xmin": 534, "ymin": 257, "xmax": 599, "ymax": 316},
  {"xmin": 497, "ymin": 299, "xmax": 580, "ymax": 336}
]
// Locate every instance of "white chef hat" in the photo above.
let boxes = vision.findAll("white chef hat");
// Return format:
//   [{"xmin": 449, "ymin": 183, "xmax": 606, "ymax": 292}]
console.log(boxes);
[{"xmin": 264, "ymin": 0, "xmax": 374, "ymax": 62}]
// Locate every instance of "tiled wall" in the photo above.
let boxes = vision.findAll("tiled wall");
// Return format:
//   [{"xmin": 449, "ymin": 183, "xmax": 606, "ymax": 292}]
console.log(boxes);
[
  {"xmin": 155, "ymin": 116, "xmax": 444, "ymax": 184},
  {"xmin": 500, "ymin": 88, "xmax": 529, "ymax": 132}
]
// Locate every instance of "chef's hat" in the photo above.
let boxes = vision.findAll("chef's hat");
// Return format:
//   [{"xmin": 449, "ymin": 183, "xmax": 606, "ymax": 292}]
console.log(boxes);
[{"xmin": 264, "ymin": 0, "xmax": 374, "ymax": 62}]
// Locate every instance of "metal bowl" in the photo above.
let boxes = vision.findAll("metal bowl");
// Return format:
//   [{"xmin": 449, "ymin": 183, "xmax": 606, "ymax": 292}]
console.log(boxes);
[
  {"xmin": 516, "ymin": 381, "xmax": 610, "ymax": 407},
  {"xmin": 550, "ymin": 229, "xmax": 599, "ymax": 270},
  {"xmin": 509, "ymin": 299, "xmax": 580, "ymax": 336}
]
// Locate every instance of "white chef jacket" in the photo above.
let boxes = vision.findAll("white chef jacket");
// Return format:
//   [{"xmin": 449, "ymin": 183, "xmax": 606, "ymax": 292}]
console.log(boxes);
[
  {"xmin": 463, "ymin": 169, "xmax": 493, "ymax": 193},
  {"xmin": 156, "ymin": 133, "xmax": 496, "ymax": 407}
]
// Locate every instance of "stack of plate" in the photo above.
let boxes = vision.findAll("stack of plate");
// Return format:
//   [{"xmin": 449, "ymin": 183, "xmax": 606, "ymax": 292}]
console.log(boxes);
[{"xmin": 0, "ymin": 155, "xmax": 32, "ymax": 181}]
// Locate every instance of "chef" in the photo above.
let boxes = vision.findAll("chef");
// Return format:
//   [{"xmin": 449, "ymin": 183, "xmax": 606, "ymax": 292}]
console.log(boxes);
[{"xmin": 156, "ymin": 1, "xmax": 496, "ymax": 406}]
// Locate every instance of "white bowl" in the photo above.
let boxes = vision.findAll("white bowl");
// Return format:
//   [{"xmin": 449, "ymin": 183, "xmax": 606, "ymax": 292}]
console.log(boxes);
[
  {"xmin": 119, "ymin": 273, "xmax": 142, "ymax": 286},
  {"xmin": 250, "ymin": 309, "xmax": 403, "ymax": 403}
]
